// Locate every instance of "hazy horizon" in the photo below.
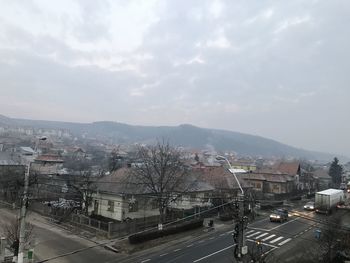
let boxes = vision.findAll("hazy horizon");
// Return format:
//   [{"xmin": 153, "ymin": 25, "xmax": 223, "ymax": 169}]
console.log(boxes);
[{"xmin": 1, "ymin": 1, "xmax": 349, "ymax": 156}]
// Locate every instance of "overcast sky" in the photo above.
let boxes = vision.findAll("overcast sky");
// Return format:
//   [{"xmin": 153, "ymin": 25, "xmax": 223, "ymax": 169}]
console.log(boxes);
[{"xmin": 0, "ymin": 0, "xmax": 349, "ymax": 156}]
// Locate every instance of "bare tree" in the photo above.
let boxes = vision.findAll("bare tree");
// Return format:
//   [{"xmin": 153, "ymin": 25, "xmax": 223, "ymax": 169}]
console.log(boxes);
[
  {"xmin": 130, "ymin": 140, "xmax": 188, "ymax": 224},
  {"xmin": 1, "ymin": 216, "xmax": 34, "ymax": 255},
  {"xmin": 68, "ymin": 170, "xmax": 97, "ymax": 215}
]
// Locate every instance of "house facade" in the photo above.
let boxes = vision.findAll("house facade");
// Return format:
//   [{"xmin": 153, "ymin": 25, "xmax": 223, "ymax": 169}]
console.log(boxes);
[{"xmin": 241, "ymin": 172, "xmax": 296, "ymax": 199}]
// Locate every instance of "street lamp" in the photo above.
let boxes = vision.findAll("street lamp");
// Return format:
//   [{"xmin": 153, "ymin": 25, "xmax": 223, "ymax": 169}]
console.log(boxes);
[
  {"xmin": 18, "ymin": 137, "xmax": 47, "ymax": 263},
  {"xmin": 216, "ymin": 155, "xmax": 247, "ymax": 262},
  {"xmin": 216, "ymin": 155, "xmax": 244, "ymax": 195}
]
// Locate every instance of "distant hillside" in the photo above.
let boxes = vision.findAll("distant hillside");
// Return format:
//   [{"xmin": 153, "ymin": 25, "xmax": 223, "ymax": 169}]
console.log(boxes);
[{"xmin": 0, "ymin": 115, "xmax": 340, "ymax": 161}]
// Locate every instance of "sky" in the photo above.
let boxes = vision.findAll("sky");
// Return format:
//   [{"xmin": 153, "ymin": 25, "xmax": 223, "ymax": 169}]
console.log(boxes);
[{"xmin": 0, "ymin": 0, "xmax": 349, "ymax": 157}]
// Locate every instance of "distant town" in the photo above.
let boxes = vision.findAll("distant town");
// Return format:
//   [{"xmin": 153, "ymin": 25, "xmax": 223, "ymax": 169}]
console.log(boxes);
[{"xmin": 0, "ymin": 122, "xmax": 349, "ymax": 263}]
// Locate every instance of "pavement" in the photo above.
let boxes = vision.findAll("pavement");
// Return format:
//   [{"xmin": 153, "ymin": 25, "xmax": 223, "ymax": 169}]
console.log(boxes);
[{"xmin": 0, "ymin": 205, "xmax": 119, "ymax": 263}]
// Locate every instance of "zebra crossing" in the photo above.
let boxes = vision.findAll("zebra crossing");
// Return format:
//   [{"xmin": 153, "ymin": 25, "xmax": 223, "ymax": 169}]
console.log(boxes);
[{"xmin": 245, "ymin": 229, "xmax": 292, "ymax": 247}]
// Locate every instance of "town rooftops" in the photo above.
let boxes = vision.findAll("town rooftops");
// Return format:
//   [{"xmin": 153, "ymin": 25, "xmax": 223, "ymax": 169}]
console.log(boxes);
[
  {"xmin": 241, "ymin": 172, "xmax": 294, "ymax": 183},
  {"xmin": 0, "ymin": 152, "xmax": 21, "ymax": 165},
  {"xmin": 276, "ymin": 162, "xmax": 300, "ymax": 175},
  {"xmin": 35, "ymin": 154, "xmax": 64, "ymax": 163}
]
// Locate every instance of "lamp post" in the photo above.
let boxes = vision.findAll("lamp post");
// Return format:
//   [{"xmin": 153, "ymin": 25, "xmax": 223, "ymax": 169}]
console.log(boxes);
[
  {"xmin": 216, "ymin": 155, "xmax": 247, "ymax": 262},
  {"xmin": 18, "ymin": 137, "xmax": 46, "ymax": 263}
]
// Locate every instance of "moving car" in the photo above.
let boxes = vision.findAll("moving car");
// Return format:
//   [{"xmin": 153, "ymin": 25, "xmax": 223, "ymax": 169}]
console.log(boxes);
[
  {"xmin": 303, "ymin": 201, "xmax": 315, "ymax": 211},
  {"xmin": 269, "ymin": 208, "xmax": 288, "ymax": 222}
]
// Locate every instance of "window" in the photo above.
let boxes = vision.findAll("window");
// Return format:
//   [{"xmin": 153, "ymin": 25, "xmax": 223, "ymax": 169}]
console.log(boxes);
[
  {"xmin": 190, "ymin": 194, "xmax": 196, "ymax": 202},
  {"xmin": 255, "ymin": 182, "xmax": 262, "ymax": 189},
  {"xmin": 151, "ymin": 199, "xmax": 158, "ymax": 209},
  {"xmin": 129, "ymin": 200, "xmax": 138, "ymax": 212},
  {"xmin": 107, "ymin": 200, "xmax": 114, "ymax": 212}
]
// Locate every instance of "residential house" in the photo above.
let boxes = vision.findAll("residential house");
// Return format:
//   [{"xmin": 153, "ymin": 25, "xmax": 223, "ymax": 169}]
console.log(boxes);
[
  {"xmin": 0, "ymin": 152, "xmax": 25, "ymax": 202},
  {"xmin": 88, "ymin": 165, "xmax": 246, "ymax": 222},
  {"xmin": 276, "ymin": 162, "xmax": 301, "ymax": 189},
  {"xmin": 88, "ymin": 168, "xmax": 160, "ymax": 221},
  {"xmin": 241, "ymin": 172, "xmax": 295, "ymax": 199},
  {"xmin": 313, "ymin": 169, "xmax": 332, "ymax": 190}
]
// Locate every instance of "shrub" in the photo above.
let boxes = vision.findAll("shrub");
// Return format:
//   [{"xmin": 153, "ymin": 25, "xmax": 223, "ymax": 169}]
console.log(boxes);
[{"xmin": 129, "ymin": 219, "xmax": 203, "ymax": 244}]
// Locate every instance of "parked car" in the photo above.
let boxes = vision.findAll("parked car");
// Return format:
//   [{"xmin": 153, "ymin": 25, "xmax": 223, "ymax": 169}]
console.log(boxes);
[
  {"xmin": 303, "ymin": 201, "xmax": 315, "ymax": 211},
  {"xmin": 269, "ymin": 208, "xmax": 288, "ymax": 222}
]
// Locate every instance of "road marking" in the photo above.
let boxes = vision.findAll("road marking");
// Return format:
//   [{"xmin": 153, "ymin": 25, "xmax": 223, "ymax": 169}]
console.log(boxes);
[
  {"xmin": 160, "ymin": 253, "xmax": 168, "ymax": 257},
  {"xmin": 198, "ymin": 240, "xmax": 204, "ymax": 243},
  {"xmin": 187, "ymin": 244, "xmax": 193, "ymax": 247},
  {"xmin": 219, "ymin": 233, "xmax": 225, "ymax": 236},
  {"xmin": 247, "ymin": 231, "xmax": 261, "ymax": 238},
  {"xmin": 262, "ymin": 234, "xmax": 276, "ymax": 241},
  {"xmin": 209, "ymin": 237, "xmax": 214, "ymax": 240},
  {"xmin": 193, "ymin": 245, "xmax": 234, "ymax": 262},
  {"xmin": 255, "ymin": 233, "xmax": 269, "ymax": 239},
  {"xmin": 174, "ymin": 248, "xmax": 181, "ymax": 252},
  {"xmin": 261, "ymin": 247, "xmax": 277, "ymax": 257},
  {"xmin": 246, "ymin": 239, "xmax": 278, "ymax": 248},
  {"xmin": 270, "ymin": 236, "xmax": 284, "ymax": 244},
  {"xmin": 141, "ymin": 259, "xmax": 151, "ymax": 263},
  {"xmin": 269, "ymin": 218, "xmax": 299, "ymax": 231},
  {"xmin": 278, "ymin": 238, "xmax": 292, "ymax": 246},
  {"xmin": 246, "ymin": 230, "xmax": 255, "ymax": 234},
  {"xmin": 248, "ymin": 227, "xmax": 271, "ymax": 232},
  {"xmin": 227, "ymin": 230, "xmax": 234, "ymax": 234}
]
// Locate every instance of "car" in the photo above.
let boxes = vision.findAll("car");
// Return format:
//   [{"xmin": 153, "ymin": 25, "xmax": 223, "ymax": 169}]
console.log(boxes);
[
  {"xmin": 269, "ymin": 208, "xmax": 288, "ymax": 222},
  {"xmin": 303, "ymin": 201, "xmax": 315, "ymax": 211}
]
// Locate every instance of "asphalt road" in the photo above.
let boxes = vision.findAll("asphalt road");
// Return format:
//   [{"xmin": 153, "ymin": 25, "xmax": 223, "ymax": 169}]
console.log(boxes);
[
  {"xmin": 115, "ymin": 207, "xmax": 326, "ymax": 263},
  {"xmin": 0, "ymin": 206, "xmax": 118, "ymax": 263}
]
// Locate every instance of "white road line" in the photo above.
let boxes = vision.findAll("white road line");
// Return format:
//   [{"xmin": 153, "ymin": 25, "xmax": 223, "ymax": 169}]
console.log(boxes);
[
  {"xmin": 174, "ymin": 248, "xmax": 181, "ymax": 252},
  {"xmin": 278, "ymin": 238, "xmax": 292, "ymax": 246},
  {"xmin": 255, "ymin": 233, "xmax": 269, "ymax": 239},
  {"xmin": 246, "ymin": 239, "xmax": 278, "ymax": 248},
  {"xmin": 248, "ymin": 227, "xmax": 271, "ymax": 232},
  {"xmin": 227, "ymin": 230, "xmax": 234, "ymax": 234},
  {"xmin": 160, "ymin": 253, "xmax": 168, "ymax": 257},
  {"xmin": 209, "ymin": 237, "xmax": 214, "ymax": 240},
  {"xmin": 193, "ymin": 245, "xmax": 235, "ymax": 262},
  {"xmin": 246, "ymin": 231, "xmax": 261, "ymax": 238},
  {"xmin": 141, "ymin": 259, "xmax": 151, "ymax": 263},
  {"xmin": 262, "ymin": 234, "xmax": 276, "ymax": 241},
  {"xmin": 219, "ymin": 233, "xmax": 225, "ymax": 236},
  {"xmin": 246, "ymin": 230, "xmax": 255, "ymax": 234},
  {"xmin": 261, "ymin": 247, "xmax": 277, "ymax": 257},
  {"xmin": 187, "ymin": 244, "xmax": 193, "ymax": 247},
  {"xmin": 270, "ymin": 236, "xmax": 284, "ymax": 244},
  {"xmin": 198, "ymin": 240, "xmax": 204, "ymax": 243}
]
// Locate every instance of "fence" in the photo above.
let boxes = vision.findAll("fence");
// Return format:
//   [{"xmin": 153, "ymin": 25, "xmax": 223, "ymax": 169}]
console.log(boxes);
[{"xmin": 108, "ymin": 215, "xmax": 160, "ymax": 238}]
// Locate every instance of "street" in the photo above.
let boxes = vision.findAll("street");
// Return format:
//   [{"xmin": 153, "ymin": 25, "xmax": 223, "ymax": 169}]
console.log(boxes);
[
  {"xmin": 113, "ymin": 207, "xmax": 328, "ymax": 263},
  {"xmin": 1, "ymin": 202, "xmax": 346, "ymax": 263},
  {"xmin": 0, "ymin": 206, "xmax": 118, "ymax": 263}
]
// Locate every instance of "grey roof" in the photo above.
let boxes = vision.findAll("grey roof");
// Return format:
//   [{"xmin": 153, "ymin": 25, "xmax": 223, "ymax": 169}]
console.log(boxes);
[
  {"xmin": 0, "ymin": 152, "xmax": 21, "ymax": 165},
  {"xmin": 20, "ymin": 147, "xmax": 35, "ymax": 153}
]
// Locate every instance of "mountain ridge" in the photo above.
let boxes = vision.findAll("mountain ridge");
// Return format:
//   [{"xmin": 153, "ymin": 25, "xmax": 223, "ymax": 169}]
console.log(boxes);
[{"xmin": 0, "ymin": 115, "xmax": 343, "ymax": 161}]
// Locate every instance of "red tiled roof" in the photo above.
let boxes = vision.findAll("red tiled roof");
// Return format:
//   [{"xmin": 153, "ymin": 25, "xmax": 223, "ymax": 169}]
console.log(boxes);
[
  {"xmin": 276, "ymin": 162, "xmax": 300, "ymax": 175},
  {"xmin": 35, "ymin": 154, "xmax": 64, "ymax": 163}
]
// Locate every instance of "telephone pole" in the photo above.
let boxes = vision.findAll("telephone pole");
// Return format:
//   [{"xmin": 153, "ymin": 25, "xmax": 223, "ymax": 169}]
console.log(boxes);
[
  {"xmin": 18, "ymin": 137, "xmax": 46, "ymax": 263},
  {"xmin": 216, "ymin": 156, "xmax": 247, "ymax": 262}
]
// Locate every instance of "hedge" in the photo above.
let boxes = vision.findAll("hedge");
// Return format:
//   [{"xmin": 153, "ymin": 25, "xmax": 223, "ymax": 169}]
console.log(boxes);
[{"xmin": 128, "ymin": 219, "xmax": 203, "ymax": 244}]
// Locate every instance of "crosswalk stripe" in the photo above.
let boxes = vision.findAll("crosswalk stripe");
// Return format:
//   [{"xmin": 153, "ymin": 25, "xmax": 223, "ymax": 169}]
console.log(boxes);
[
  {"xmin": 246, "ymin": 230, "xmax": 255, "ymax": 234},
  {"xmin": 255, "ymin": 233, "xmax": 269, "ymax": 239},
  {"xmin": 270, "ymin": 236, "xmax": 284, "ymax": 244},
  {"xmin": 278, "ymin": 238, "xmax": 292, "ymax": 246},
  {"xmin": 246, "ymin": 231, "xmax": 261, "ymax": 238},
  {"xmin": 262, "ymin": 234, "xmax": 276, "ymax": 241}
]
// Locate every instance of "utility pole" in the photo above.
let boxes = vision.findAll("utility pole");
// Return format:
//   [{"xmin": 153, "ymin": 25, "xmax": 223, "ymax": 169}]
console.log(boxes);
[
  {"xmin": 216, "ymin": 156, "xmax": 247, "ymax": 262},
  {"xmin": 18, "ymin": 163, "xmax": 30, "ymax": 263},
  {"xmin": 18, "ymin": 137, "xmax": 46, "ymax": 263}
]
